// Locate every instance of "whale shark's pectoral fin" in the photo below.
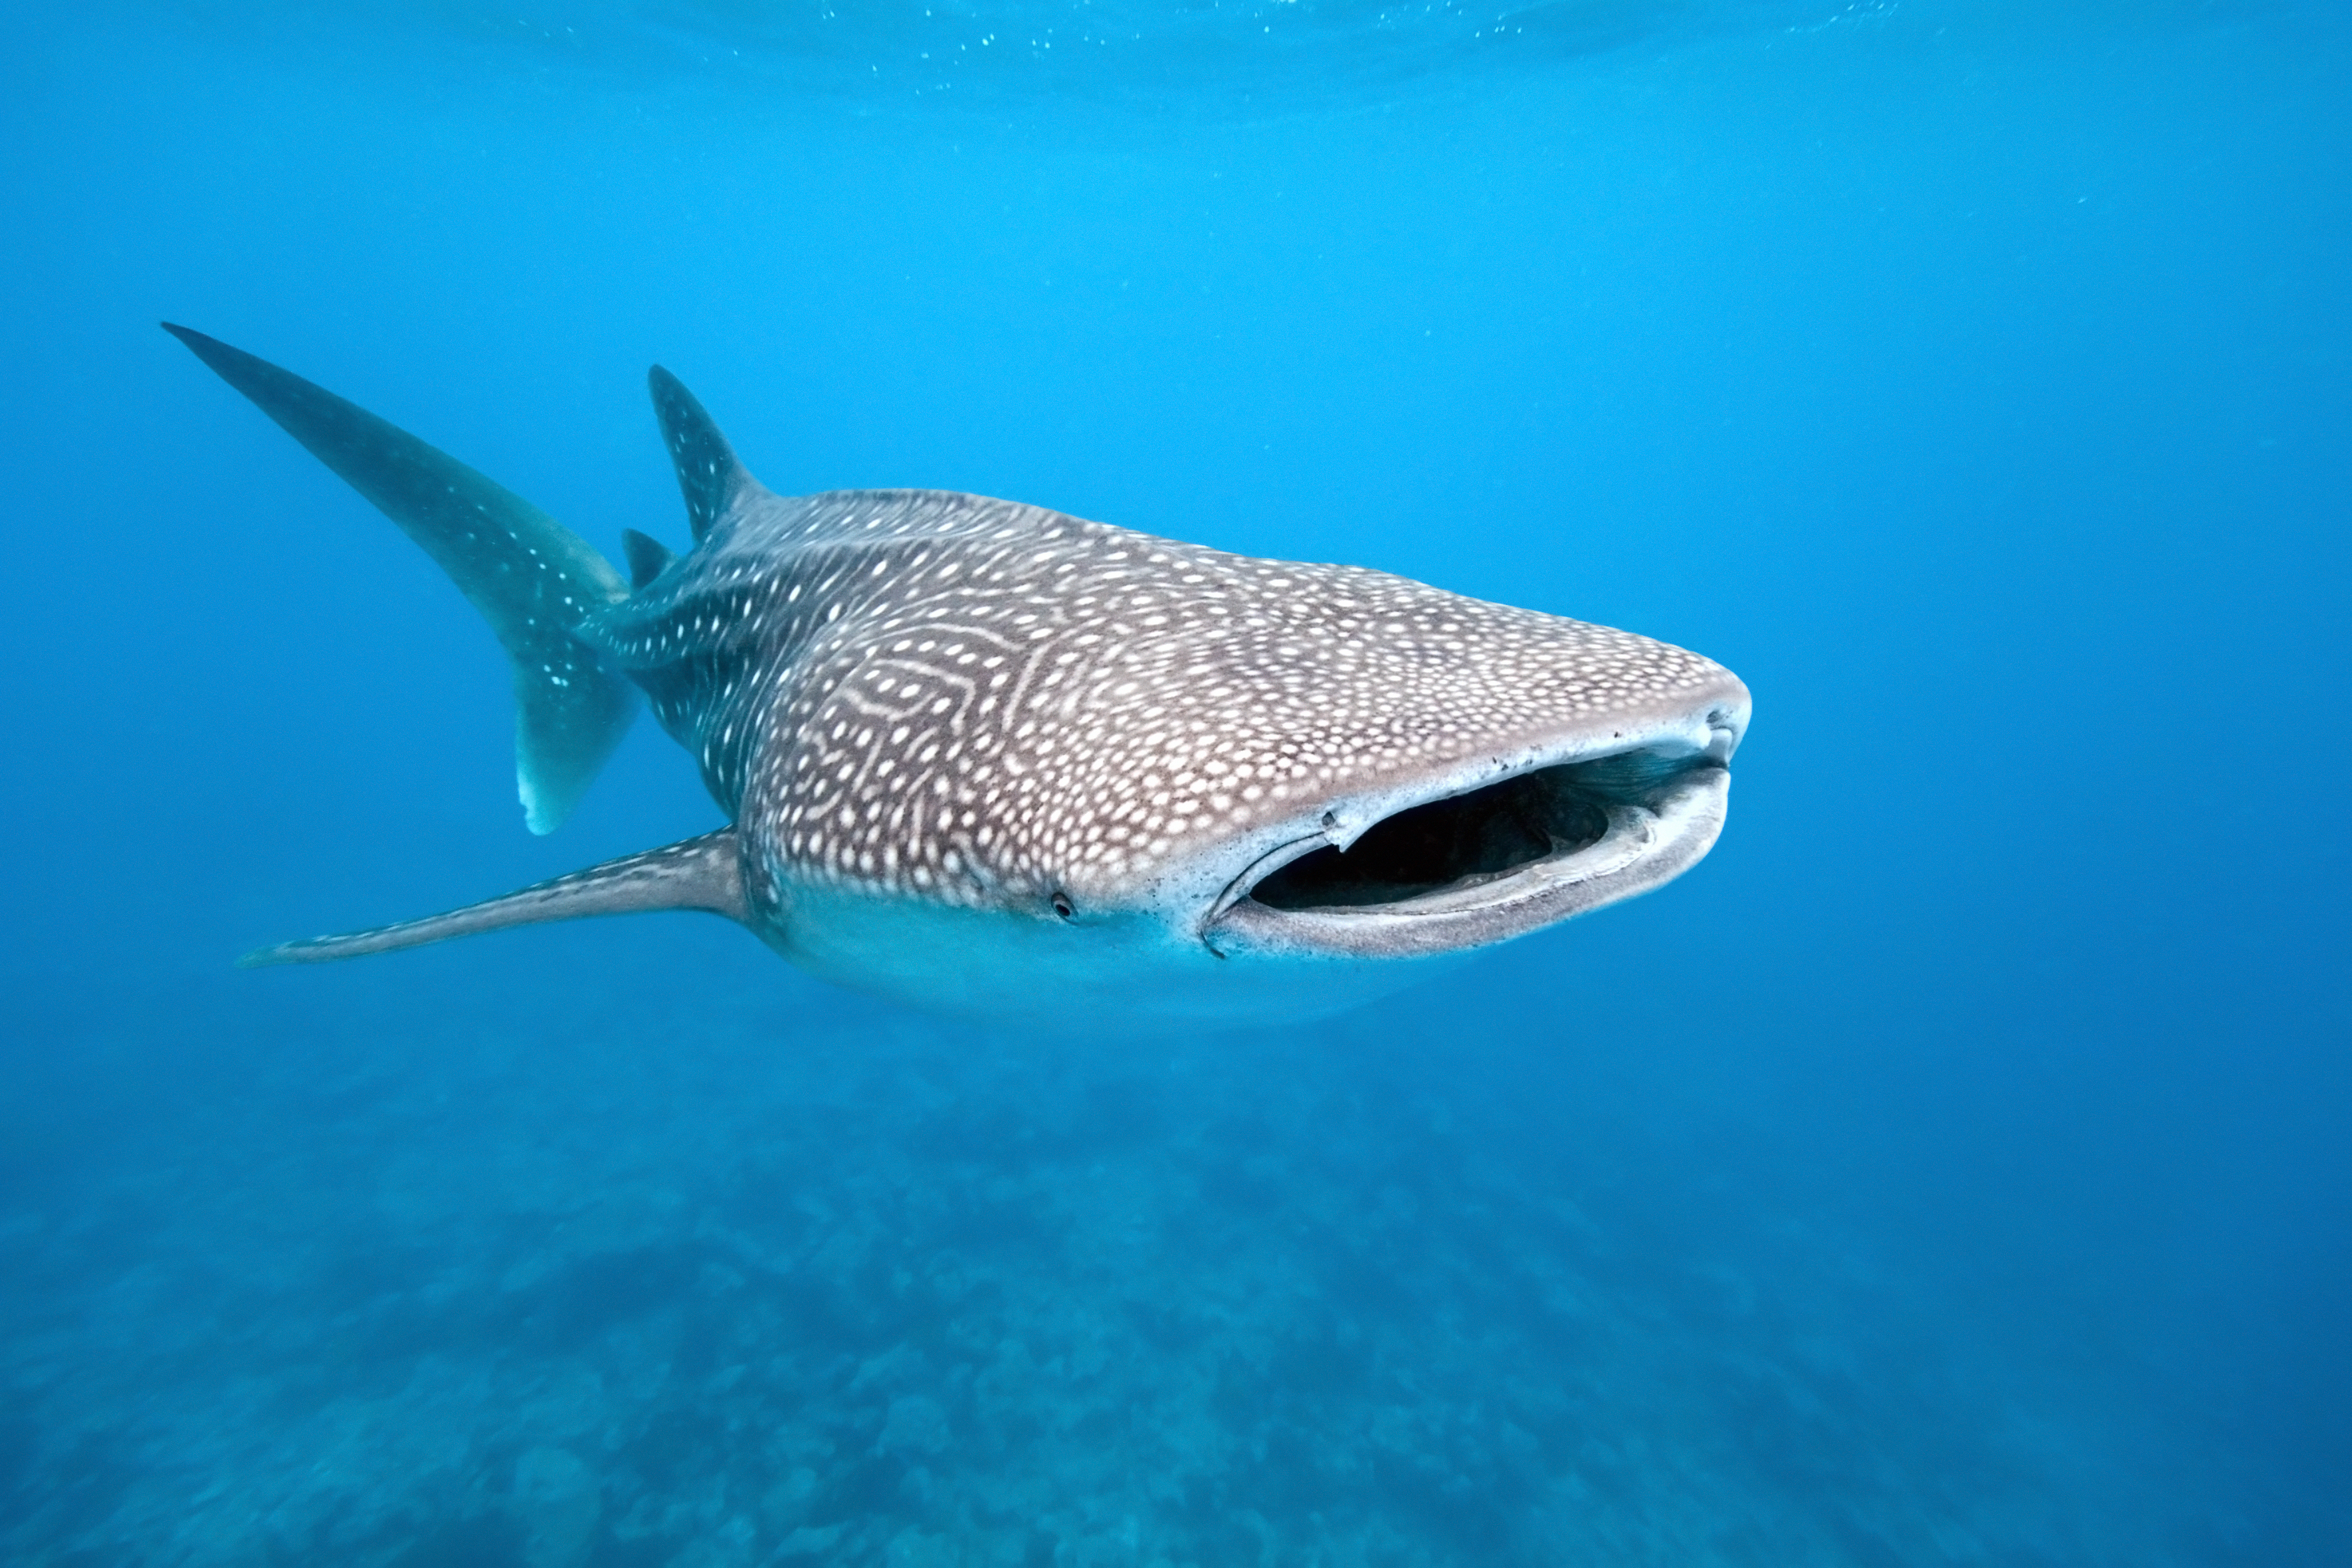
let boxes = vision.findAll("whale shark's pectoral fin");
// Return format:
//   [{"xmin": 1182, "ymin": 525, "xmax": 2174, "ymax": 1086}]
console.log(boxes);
[
  {"xmin": 239, "ymin": 830, "xmax": 747, "ymax": 968},
  {"xmin": 163, "ymin": 323, "xmax": 638, "ymax": 835}
]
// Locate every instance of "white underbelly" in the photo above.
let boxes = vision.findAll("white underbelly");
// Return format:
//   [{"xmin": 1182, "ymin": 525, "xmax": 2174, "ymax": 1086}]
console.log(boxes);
[{"xmin": 766, "ymin": 883, "xmax": 1463, "ymax": 1034}]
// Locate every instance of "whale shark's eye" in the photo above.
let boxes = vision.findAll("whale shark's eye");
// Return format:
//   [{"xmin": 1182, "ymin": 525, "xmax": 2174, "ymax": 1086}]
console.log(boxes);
[{"xmin": 1051, "ymin": 892, "xmax": 1075, "ymax": 921}]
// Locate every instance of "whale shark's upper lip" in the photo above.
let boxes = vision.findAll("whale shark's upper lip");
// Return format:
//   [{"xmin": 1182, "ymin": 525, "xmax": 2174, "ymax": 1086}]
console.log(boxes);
[{"xmin": 1200, "ymin": 699, "xmax": 1744, "ymax": 960}]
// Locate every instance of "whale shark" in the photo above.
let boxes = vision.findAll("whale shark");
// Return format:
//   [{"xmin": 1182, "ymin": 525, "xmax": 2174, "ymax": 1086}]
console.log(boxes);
[{"xmin": 168, "ymin": 324, "xmax": 1751, "ymax": 1028}]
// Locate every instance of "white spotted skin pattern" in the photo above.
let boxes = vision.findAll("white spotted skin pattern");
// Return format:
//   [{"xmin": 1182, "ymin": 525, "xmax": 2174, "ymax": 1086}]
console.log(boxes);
[{"xmin": 578, "ymin": 488, "xmax": 1740, "ymax": 927}]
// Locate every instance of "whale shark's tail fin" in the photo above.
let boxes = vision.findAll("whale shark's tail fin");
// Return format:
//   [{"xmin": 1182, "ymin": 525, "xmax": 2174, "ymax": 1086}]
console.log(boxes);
[{"xmin": 164, "ymin": 325, "xmax": 638, "ymax": 833}]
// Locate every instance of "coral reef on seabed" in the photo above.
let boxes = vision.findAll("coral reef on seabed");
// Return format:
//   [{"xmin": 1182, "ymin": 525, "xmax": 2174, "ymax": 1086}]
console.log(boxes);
[{"xmin": 0, "ymin": 965, "xmax": 2196, "ymax": 1568}]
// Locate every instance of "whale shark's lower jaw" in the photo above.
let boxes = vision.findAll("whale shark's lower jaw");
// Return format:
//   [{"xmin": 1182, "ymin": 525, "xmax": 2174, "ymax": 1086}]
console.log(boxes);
[{"xmin": 1204, "ymin": 750, "xmax": 1733, "ymax": 961}]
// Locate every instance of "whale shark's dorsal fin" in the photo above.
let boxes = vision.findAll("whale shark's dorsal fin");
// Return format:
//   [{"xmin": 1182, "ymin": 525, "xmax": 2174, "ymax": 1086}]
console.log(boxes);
[
  {"xmin": 647, "ymin": 365, "xmax": 754, "ymax": 541},
  {"xmin": 238, "ymin": 829, "xmax": 747, "ymax": 967},
  {"xmin": 163, "ymin": 324, "xmax": 638, "ymax": 834}
]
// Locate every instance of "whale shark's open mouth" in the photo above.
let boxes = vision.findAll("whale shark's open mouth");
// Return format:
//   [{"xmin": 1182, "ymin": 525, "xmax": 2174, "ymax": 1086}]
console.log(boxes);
[{"xmin": 1207, "ymin": 748, "xmax": 1734, "ymax": 960}]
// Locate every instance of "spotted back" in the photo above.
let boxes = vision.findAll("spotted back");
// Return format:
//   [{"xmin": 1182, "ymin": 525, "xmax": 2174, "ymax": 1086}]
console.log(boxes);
[{"xmin": 580, "ymin": 488, "xmax": 1735, "ymax": 915}]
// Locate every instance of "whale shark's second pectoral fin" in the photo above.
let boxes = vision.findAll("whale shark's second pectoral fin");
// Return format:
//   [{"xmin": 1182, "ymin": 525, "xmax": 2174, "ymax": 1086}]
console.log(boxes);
[
  {"xmin": 163, "ymin": 324, "xmax": 638, "ymax": 834},
  {"xmin": 239, "ymin": 830, "xmax": 748, "ymax": 967}
]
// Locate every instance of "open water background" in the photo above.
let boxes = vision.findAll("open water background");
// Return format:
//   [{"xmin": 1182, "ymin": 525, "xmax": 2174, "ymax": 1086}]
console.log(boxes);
[{"xmin": 3, "ymin": 1, "xmax": 2348, "ymax": 1563}]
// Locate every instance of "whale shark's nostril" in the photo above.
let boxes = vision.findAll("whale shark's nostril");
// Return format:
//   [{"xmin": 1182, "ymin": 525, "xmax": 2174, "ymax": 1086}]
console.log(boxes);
[{"xmin": 1702, "ymin": 706, "xmax": 1741, "ymax": 763}]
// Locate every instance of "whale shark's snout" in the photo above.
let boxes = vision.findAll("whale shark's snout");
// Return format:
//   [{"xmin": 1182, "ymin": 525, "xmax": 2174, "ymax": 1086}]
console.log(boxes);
[{"xmin": 168, "ymin": 322, "xmax": 1752, "ymax": 1029}]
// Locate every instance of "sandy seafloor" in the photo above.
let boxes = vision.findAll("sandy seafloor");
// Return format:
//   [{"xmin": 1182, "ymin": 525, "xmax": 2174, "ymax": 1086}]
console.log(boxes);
[{"xmin": 3, "ymin": 0, "xmax": 2350, "ymax": 1564}]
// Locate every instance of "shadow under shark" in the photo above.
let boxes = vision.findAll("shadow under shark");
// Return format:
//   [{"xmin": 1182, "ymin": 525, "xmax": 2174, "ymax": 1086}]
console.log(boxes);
[{"xmin": 168, "ymin": 325, "xmax": 1751, "ymax": 1029}]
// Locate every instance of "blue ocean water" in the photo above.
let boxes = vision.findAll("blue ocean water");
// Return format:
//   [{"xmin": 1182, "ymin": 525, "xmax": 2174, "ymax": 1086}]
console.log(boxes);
[{"xmin": 3, "ymin": 0, "xmax": 2348, "ymax": 1562}]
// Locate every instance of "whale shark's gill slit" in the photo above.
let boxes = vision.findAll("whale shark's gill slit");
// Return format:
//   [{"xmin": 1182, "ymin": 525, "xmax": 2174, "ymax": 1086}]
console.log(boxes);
[{"xmin": 1249, "ymin": 765, "xmax": 1624, "ymax": 912}]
